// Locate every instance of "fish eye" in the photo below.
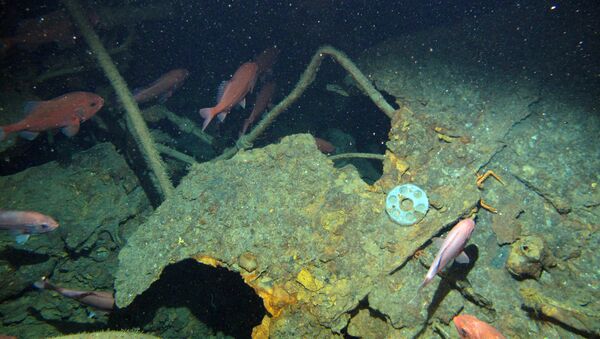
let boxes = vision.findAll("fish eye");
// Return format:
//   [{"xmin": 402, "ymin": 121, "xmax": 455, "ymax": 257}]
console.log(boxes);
[
  {"xmin": 40, "ymin": 223, "xmax": 49, "ymax": 229},
  {"xmin": 459, "ymin": 328, "xmax": 468, "ymax": 336},
  {"xmin": 90, "ymin": 102, "xmax": 97, "ymax": 107}
]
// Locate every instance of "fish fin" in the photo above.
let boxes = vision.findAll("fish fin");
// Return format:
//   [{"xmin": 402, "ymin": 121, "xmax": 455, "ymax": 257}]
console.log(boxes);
[
  {"xmin": 199, "ymin": 108, "xmax": 214, "ymax": 131},
  {"xmin": 238, "ymin": 98, "xmax": 246, "ymax": 109},
  {"xmin": 217, "ymin": 111, "xmax": 228, "ymax": 122},
  {"xmin": 41, "ymin": 279, "xmax": 58, "ymax": 292},
  {"xmin": 455, "ymin": 251, "xmax": 470, "ymax": 264},
  {"xmin": 158, "ymin": 90, "xmax": 173, "ymax": 104},
  {"xmin": 241, "ymin": 119, "xmax": 251, "ymax": 135},
  {"xmin": 15, "ymin": 233, "xmax": 30, "ymax": 244},
  {"xmin": 33, "ymin": 280, "xmax": 47, "ymax": 289},
  {"xmin": 429, "ymin": 247, "xmax": 447, "ymax": 275},
  {"xmin": 61, "ymin": 122, "xmax": 80, "ymax": 137},
  {"xmin": 23, "ymin": 101, "xmax": 42, "ymax": 115},
  {"xmin": 249, "ymin": 75, "xmax": 257, "ymax": 93},
  {"xmin": 199, "ymin": 107, "xmax": 213, "ymax": 120},
  {"xmin": 19, "ymin": 131, "xmax": 39, "ymax": 140},
  {"xmin": 216, "ymin": 81, "xmax": 228, "ymax": 104}
]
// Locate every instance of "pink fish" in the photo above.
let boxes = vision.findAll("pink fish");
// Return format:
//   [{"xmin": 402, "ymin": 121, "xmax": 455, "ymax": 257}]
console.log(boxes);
[
  {"xmin": 0, "ymin": 91, "xmax": 104, "ymax": 141},
  {"xmin": 133, "ymin": 68, "xmax": 189, "ymax": 104},
  {"xmin": 419, "ymin": 218, "xmax": 475, "ymax": 289},
  {"xmin": 34, "ymin": 277, "xmax": 114, "ymax": 312},
  {"xmin": 241, "ymin": 81, "xmax": 276, "ymax": 135},
  {"xmin": 453, "ymin": 314, "xmax": 506, "ymax": 339},
  {"xmin": 199, "ymin": 62, "xmax": 258, "ymax": 131},
  {"xmin": 0, "ymin": 210, "xmax": 59, "ymax": 244}
]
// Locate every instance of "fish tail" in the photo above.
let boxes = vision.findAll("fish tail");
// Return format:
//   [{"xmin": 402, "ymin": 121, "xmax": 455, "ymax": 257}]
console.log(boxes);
[
  {"xmin": 409, "ymin": 278, "xmax": 430, "ymax": 305},
  {"xmin": 33, "ymin": 279, "xmax": 49, "ymax": 290},
  {"xmin": 199, "ymin": 107, "xmax": 214, "ymax": 131},
  {"xmin": 0, "ymin": 124, "xmax": 21, "ymax": 141},
  {"xmin": 241, "ymin": 119, "xmax": 251, "ymax": 135},
  {"xmin": 33, "ymin": 277, "xmax": 59, "ymax": 292}
]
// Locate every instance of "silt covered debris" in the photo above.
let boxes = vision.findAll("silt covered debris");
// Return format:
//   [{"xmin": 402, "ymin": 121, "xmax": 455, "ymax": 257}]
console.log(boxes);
[
  {"xmin": 343, "ymin": 19, "xmax": 599, "ymax": 337},
  {"xmin": 117, "ymin": 17, "xmax": 599, "ymax": 337},
  {"xmin": 116, "ymin": 128, "xmax": 486, "ymax": 336}
]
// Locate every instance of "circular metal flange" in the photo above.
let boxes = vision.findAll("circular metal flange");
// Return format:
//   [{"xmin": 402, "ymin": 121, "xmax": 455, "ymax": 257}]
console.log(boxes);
[{"xmin": 386, "ymin": 183, "xmax": 429, "ymax": 226}]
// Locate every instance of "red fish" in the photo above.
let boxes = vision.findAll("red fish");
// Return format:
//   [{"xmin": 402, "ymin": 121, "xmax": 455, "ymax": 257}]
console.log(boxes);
[
  {"xmin": 34, "ymin": 277, "xmax": 114, "ymax": 312},
  {"xmin": 314, "ymin": 137, "xmax": 336, "ymax": 154},
  {"xmin": 0, "ymin": 210, "xmax": 59, "ymax": 244},
  {"xmin": 133, "ymin": 68, "xmax": 190, "ymax": 104},
  {"xmin": 453, "ymin": 314, "xmax": 506, "ymax": 339},
  {"xmin": 419, "ymin": 218, "xmax": 475, "ymax": 289},
  {"xmin": 1, "ymin": 9, "xmax": 99, "ymax": 52},
  {"xmin": 254, "ymin": 47, "xmax": 280, "ymax": 78},
  {"xmin": 0, "ymin": 91, "xmax": 104, "ymax": 141},
  {"xmin": 241, "ymin": 81, "xmax": 276, "ymax": 135},
  {"xmin": 199, "ymin": 62, "xmax": 258, "ymax": 131}
]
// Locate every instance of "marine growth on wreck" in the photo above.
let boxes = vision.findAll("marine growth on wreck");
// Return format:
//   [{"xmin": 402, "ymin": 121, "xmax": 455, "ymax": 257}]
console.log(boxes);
[{"xmin": 0, "ymin": 1, "xmax": 599, "ymax": 338}]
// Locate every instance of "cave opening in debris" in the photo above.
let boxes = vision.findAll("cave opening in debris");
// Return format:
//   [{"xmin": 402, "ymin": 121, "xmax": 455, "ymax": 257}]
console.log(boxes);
[
  {"xmin": 323, "ymin": 89, "xmax": 395, "ymax": 184},
  {"xmin": 111, "ymin": 259, "xmax": 266, "ymax": 338}
]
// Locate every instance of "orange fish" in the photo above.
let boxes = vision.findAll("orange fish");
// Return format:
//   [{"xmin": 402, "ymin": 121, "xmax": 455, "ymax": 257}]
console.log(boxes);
[
  {"xmin": 453, "ymin": 314, "xmax": 506, "ymax": 339},
  {"xmin": 241, "ymin": 81, "xmax": 276, "ymax": 135},
  {"xmin": 133, "ymin": 68, "xmax": 189, "ymax": 104},
  {"xmin": 199, "ymin": 62, "xmax": 258, "ymax": 131},
  {"xmin": 1, "ymin": 9, "xmax": 99, "ymax": 52},
  {"xmin": 314, "ymin": 137, "xmax": 336, "ymax": 154},
  {"xmin": 0, "ymin": 92, "xmax": 104, "ymax": 141}
]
